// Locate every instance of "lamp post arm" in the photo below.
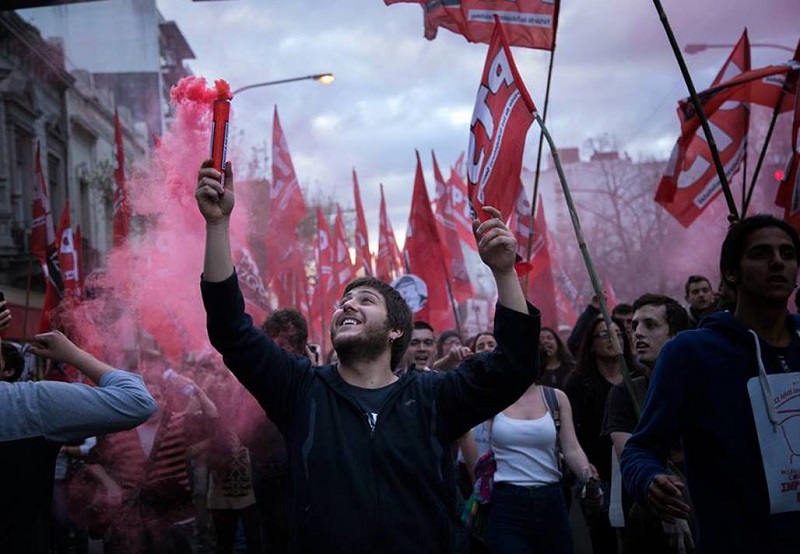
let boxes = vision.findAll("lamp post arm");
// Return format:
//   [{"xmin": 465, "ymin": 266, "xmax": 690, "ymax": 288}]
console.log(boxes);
[{"xmin": 232, "ymin": 74, "xmax": 333, "ymax": 95}]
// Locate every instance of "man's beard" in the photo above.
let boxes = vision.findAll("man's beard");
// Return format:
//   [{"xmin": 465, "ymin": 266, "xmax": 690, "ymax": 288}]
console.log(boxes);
[{"xmin": 331, "ymin": 321, "xmax": 391, "ymax": 366}]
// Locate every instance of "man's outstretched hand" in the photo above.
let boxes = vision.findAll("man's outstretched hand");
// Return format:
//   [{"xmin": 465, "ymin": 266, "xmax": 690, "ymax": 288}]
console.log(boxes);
[{"xmin": 196, "ymin": 160, "xmax": 234, "ymax": 225}]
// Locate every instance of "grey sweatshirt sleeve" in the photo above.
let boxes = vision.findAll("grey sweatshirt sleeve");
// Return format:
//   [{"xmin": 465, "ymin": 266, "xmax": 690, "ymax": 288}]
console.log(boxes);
[{"xmin": 0, "ymin": 370, "xmax": 157, "ymax": 444}]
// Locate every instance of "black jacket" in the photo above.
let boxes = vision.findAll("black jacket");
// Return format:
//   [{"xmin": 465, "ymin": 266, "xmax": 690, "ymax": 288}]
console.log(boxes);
[{"xmin": 202, "ymin": 273, "xmax": 540, "ymax": 553}]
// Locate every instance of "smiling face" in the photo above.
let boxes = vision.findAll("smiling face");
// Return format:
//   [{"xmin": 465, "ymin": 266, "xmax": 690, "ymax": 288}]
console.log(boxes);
[
  {"xmin": 632, "ymin": 304, "xmax": 671, "ymax": 369},
  {"xmin": 729, "ymin": 227, "xmax": 799, "ymax": 306},
  {"xmin": 474, "ymin": 333, "xmax": 497, "ymax": 354},
  {"xmin": 331, "ymin": 286, "xmax": 395, "ymax": 364},
  {"xmin": 539, "ymin": 329, "xmax": 558, "ymax": 359}
]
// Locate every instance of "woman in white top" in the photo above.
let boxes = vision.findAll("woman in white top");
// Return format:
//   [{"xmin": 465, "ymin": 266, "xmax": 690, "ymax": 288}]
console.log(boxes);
[{"xmin": 486, "ymin": 378, "xmax": 599, "ymax": 554}]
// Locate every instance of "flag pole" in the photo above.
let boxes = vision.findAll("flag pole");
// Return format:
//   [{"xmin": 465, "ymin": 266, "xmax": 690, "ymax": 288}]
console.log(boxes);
[
  {"xmin": 651, "ymin": 0, "xmax": 740, "ymax": 222},
  {"xmin": 741, "ymin": 87, "xmax": 787, "ymax": 217},
  {"xmin": 524, "ymin": 41, "xmax": 558, "ymax": 293},
  {"xmin": 741, "ymin": 146, "xmax": 749, "ymax": 213},
  {"xmin": 534, "ymin": 112, "xmax": 641, "ymax": 416}
]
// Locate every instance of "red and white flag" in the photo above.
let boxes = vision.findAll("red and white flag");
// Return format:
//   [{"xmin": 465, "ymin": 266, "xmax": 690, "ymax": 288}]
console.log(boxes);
[
  {"xmin": 352, "ymin": 169, "xmax": 373, "ymax": 276},
  {"xmin": 656, "ymin": 31, "xmax": 751, "ymax": 227},
  {"xmin": 375, "ymin": 184, "xmax": 404, "ymax": 283},
  {"xmin": 468, "ymin": 17, "xmax": 537, "ymax": 222},
  {"xmin": 775, "ymin": 44, "xmax": 800, "ymax": 230},
  {"xmin": 112, "ymin": 109, "xmax": 130, "ymax": 247},
  {"xmin": 267, "ymin": 106, "xmax": 308, "ymax": 299},
  {"xmin": 55, "ymin": 202, "xmax": 81, "ymax": 305},
  {"xmin": 333, "ymin": 204, "xmax": 356, "ymax": 294},
  {"xmin": 236, "ymin": 246, "xmax": 272, "ymax": 325},
  {"xmin": 523, "ymin": 197, "xmax": 558, "ymax": 329},
  {"xmin": 310, "ymin": 207, "xmax": 335, "ymax": 353},
  {"xmin": 404, "ymin": 151, "xmax": 456, "ymax": 331},
  {"xmin": 32, "ymin": 143, "xmax": 64, "ymax": 332},
  {"xmin": 392, "ymin": 0, "xmax": 560, "ymax": 51}
]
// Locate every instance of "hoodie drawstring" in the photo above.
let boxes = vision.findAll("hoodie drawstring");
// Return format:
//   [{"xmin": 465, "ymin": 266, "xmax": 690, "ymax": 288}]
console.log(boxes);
[{"xmin": 747, "ymin": 330, "xmax": 779, "ymax": 428}]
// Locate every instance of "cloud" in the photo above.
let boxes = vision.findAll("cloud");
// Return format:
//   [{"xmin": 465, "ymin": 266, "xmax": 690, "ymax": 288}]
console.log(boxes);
[{"xmin": 158, "ymin": 0, "xmax": 799, "ymax": 243}]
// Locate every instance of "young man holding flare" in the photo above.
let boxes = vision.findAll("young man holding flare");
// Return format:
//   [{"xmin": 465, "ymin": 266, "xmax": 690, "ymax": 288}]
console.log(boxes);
[{"xmin": 195, "ymin": 160, "xmax": 540, "ymax": 553}]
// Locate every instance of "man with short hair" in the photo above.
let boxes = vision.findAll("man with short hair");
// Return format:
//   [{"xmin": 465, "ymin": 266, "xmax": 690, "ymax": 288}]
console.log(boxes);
[
  {"xmin": 684, "ymin": 274, "xmax": 716, "ymax": 324},
  {"xmin": 602, "ymin": 294, "xmax": 692, "ymax": 553},
  {"xmin": 621, "ymin": 215, "xmax": 800, "ymax": 554},
  {"xmin": 612, "ymin": 303, "xmax": 635, "ymax": 343},
  {"xmin": 403, "ymin": 321, "xmax": 437, "ymax": 371},
  {"xmin": 196, "ymin": 161, "xmax": 539, "ymax": 553},
  {"xmin": 261, "ymin": 308, "xmax": 309, "ymax": 355}
]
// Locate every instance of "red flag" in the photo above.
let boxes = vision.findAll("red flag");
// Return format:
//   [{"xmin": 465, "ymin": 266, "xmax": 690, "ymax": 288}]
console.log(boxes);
[
  {"xmin": 404, "ymin": 151, "xmax": 456, "ymax": 332},
  {"xmin": 56, "ymin": 202, "xmax": 81, "ymax": 305},
  {"xmin": 407, "ymin": 0, "xmax": 559, "ymax": 51},
  {"xmin": 112, "ymin": 109, "xmax": 130, "ymax": 246},
  {"xmin": 776, "ymin": 63, "xmax": 800, "ymax": 229},
  {"xmin": 311, "ymin": 208, "xmax": 335, "ymax": 355},
  {"xmin": 267, "ymin": 106, "xmax": 308, "ymax": 297},
  {"xmin": 271, "ymin": 106, "xmax": 308, "ymax": 227},
  {"xmin": 32, "ymin": 143, "xmax": 64, "ymax": 333},
  {"xmin": 236, "ymin": 246, "xmax": 272, "ymax": 325},
  {"xmin": 510, "ymin": 186, "xmax": 534, "ymax": 275},
  {"xmin": 376, "ymin": 184, "xmax": 404, "ymax": 283},
  {"xmin": 656, "ymin": 31, "xmax": 751, "ymax": 226},
  {"xmin": 433, "ymin": 152, "xmax": 473, "ymax": 303},
  {"xmin": 352, "ymin": 169, "xmax": 373, "ymax": 276},
  {"xmin": 523, "ymin": 198, "xmax": 558, "ymax": 329},
  {"xmin": 468, "ymin": 18, "xmax": 537, "ymax": 222},
  {"xmin": 333, "ymin": 205, "xmax": 356, "ymax": 295},
  {"xmin": 549, "ymin": 231, "xmax": 582, "ymax": 327}
]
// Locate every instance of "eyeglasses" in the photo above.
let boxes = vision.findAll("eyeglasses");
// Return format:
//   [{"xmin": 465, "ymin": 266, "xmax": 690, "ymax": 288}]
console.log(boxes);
[{"xmin": 593, "ymin": 330, "xmax": 623, "ymax": 340}]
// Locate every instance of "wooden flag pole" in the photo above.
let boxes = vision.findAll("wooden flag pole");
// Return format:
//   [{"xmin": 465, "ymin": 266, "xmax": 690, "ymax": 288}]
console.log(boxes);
[
  {"xmin": 651, "ymin": 0, "xmax": 740, "ymax": 222},
  {"xmin": 524, "ymin": 43, "xmax": 558, "ymax": 294},
  {"xmin": 534, "ymin": 112, "xmax": 641, "ymax": 417}
]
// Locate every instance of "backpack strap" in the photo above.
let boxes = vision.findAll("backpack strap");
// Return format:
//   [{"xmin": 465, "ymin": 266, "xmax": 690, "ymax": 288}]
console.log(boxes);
[{"xmin": 542, "ymin": 386, "xmax": 561, "ymax": 434}]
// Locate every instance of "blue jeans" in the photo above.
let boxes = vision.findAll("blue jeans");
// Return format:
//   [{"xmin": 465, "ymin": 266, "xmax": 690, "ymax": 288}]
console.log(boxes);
[{"xmin": 486, "ymin": 482, "xmax": 572, "ymax": 554}]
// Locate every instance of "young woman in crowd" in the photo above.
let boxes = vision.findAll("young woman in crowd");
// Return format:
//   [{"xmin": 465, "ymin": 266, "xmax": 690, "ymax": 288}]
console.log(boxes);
[
  {"xmin": 538, "ymin": 327, "xmax": 575, "ymax": 390},
  {"xmin": 484, "ymin": 350, "xmax": 599, "ymax": 553},
  {"xmin": 564, "ymin": 316, "xmax": 637, "ymax": 554}
]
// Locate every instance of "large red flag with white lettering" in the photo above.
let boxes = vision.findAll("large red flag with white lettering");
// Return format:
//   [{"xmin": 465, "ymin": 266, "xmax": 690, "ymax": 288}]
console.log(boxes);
[
  {"xmin": 468, "ymin": 18, "xmax": 537, "ymax": 222},
  {"xmin": 376, "ymin": 184, "xmax": 404, "ymax": 283},
  {"xmin": 404, "ymin": 151, "xmax": 456, "ymax": 331},
  {"xmin": 656, "ymin": 31, "xmax": 751, "ymax": 226},
  {"xmin": 112, "ymin": 109, "xmax": 130, "ymax": 247},
  {"xmin": 352, "ymin": 169, "xmax": 373, "ymax": 276},
  {"xmin": 387, "ymin": 0, "xmax": 560, "ymax": 51}
]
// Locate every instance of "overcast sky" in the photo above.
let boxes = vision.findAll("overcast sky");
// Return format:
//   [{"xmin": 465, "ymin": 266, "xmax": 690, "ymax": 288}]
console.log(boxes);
[{"xmin": 156, "ymin": 0, "xmax": 799, "ymax": 243}]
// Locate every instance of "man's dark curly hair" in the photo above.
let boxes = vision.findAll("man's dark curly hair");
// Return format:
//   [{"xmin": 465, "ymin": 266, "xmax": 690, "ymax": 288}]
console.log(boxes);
[
  {"xmin": 341, "ymin": 277, "xmax": 413, "ymax": 369},
  {"xmin": 261, "ymin": 309, "xmax": 309, "ymax": 355}
]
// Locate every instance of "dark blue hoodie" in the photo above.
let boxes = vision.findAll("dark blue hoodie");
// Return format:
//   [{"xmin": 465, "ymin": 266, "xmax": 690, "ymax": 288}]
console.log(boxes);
[
  {"xmin": 620, "ymin": 310, "xmax": 800, "ymax": 554},
  {"xmin": 202, "ymin": 273, "xmax": 540, "ymax": 553}
]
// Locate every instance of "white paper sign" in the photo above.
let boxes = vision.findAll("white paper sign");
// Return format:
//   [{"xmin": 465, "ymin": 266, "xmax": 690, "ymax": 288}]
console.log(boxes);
[{"xmin": 747, "ymin": 372, "xmax": 800, "ymax": 514}]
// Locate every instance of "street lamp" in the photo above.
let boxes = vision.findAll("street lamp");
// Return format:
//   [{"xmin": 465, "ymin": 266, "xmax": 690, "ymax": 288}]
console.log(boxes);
[
  {"xmin": 685, "ymin": 42, "xmax": 794, "ymax": 54},
  {"xmin": 232, "ymin": 73, "xmax": 334, "ymax": 95}
]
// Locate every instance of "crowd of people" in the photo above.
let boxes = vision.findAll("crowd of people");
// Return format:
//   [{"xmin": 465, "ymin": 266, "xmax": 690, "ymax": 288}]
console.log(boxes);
[{"xmin": 0, "ymin": 159, "xmax": 798, "ymax": 554}]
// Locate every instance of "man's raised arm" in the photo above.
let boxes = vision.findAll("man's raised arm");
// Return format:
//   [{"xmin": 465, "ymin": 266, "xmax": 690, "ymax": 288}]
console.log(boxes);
[{"xmin": 196, "ymin": 160, "xmax": 235, "ymax": 282}]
